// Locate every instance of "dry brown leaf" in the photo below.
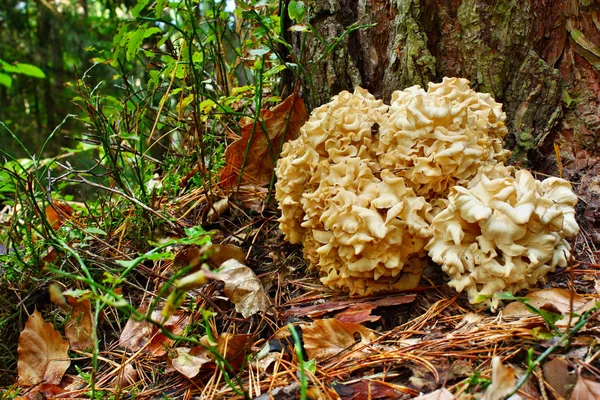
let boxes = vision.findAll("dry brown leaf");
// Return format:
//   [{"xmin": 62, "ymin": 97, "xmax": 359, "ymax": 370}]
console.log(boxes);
[
  {"xmin": 220, "ymin": 93, "xmax": 307, "ymax": 187},
  {"xmin": 286, "ymin": 294, "xmax": 416, "ymax": 318},
  {"xmin": 219, "ymin": 259, "xmax": 272, "ymax": 318},
  {"xmin": 216, "ymin": 333, "xmax": 253, "ymax": 371},
  {"xmin": 205, "ymin": 197, "xmax": 230, "ymax": 223},
  {"xmin": 543, "ymin": 357, "xmax": 576, "ymax": 399},
  {"xmin": 302, "ymin": 318, "xmax": 377, "ymax": 361},
  {"xmin": 482, "ymin": 357, "xmax": 516, "ymax": 400},
  {"xmin": 44, "ymin": 200, "xmax": 73, "ymax": 230},
  {"xmin": 570, "ymin": 376, "xmax": 600, "ymax": 400},
  {"xmin": 119, "ymin": 308, "xmax": 189, "ymax": 357},
  {"xmin": 502, "ymin": 288, "xmax": 595, "ymax": 326},
  {"xmin": 64, "ymin": 295, "xmax": 94, "ymax": 350},
  {"xmin": 414, "ymin": 388, "xmax": 455, "ymax": 400},
  {"xmin": 114, "ymin": 364, "xmax": 139, "ymax": 388},
  {"xmin": 337, "ymin": 380, "xmax": 409, "ymax": 399},
  {"xmin": 208, "ymin": 244, "xmax": 245, "ymax": 267},
  {"xmin": 334, "ymin": 303, "xmax": 380, "ymax": 323},
  {"xmin": 172, "ymin": 244, "xmax": 245, "ymax": 272},
  {"xmin": 14, "ymin": 383, "xmax": 65, "ymax": 399},
  {"xmin": 17, "ymin": 310, "xmax": 71, "ymax": 386},
  {"xmin": 170, "ymin": 347, "xmax": 211, "ymax": 379}
]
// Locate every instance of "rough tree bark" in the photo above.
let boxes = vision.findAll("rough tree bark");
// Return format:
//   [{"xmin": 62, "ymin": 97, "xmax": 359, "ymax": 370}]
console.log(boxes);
[{"xmin": 286, "ymin": 0, "xmax": 600, "ymax": 246}]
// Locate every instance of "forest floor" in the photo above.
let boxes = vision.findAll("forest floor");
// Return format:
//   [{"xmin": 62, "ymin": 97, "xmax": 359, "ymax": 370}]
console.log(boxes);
[{"xmin": 2, "ymin": 174, "xmax": 600, "ymax": 400}]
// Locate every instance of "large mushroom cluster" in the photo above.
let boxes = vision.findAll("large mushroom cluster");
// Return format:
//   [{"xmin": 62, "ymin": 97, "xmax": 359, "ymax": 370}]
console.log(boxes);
[{"xmin": 275, "ymin": 77, "xmax": 579, "ymax": 309}]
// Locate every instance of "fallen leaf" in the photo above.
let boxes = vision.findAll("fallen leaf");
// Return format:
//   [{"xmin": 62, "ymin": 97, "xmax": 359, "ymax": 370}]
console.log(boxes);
[
  {"xmin": 408, "ymin": 359, "xmax": 447, "ymax": 393},
  {"xmin": 204, "ymin": 197, "xmax": 230, "ymax": 223},
  {"xmin": 119, "ymin": 308, "xmax": 189, "ymax": 357},
  {"xmin": 543, "ymin": 357, "xmax": 576, "ymax": 399},
  {"xmin": 449, "ymin": 313, "xmax": 483, "ymax": 335},
  {"xmin": 254, "ymin": 382, "xmax": 300, "ymax": 400},
  {"xmin": 172, "ymin": 244, "xmax": 245, "ymax": 272},
  {"xmin": 17, "ymin": 310, "xmax": 71, "ymax": 386},
  {"xmin": 45, "ymin": 200, "xmax": 73, "ymax": 230},
  {"xmin": 114, "ymin": 364, "xmax": 139, "ymax": 388},
  {"xmin": 218, "ymin": 259, "xmax": 272, "ymax": 318},
  {"xmin": 15, "ymin": 383, "xmax": 65, "ymax": 399},
  {"xmin": 208, "ymin": 244, "xmax": 245, "ymax": 267},
  {"xmin": 216, "ymin": 333, "xmax": 253, "ymax": 370},
  {"xmin": 414, "ymin": 388, "xmax": 455, "ymax": 400},
  {"xmin": 482, "ymin": 357, "xmax": 515, "ymax": 400},
  {"xmin": 170, "ymin": 347, "xmax": 211, "ymax": 378},
  {"xmin": 301, "ymin": 318, "xmax": 377, "ymax": 361},
  {"xmin": 334, "ymin": 303, "xmax": 380, "ymax": 324},
  {"xmin": 64, "ymin": 295, "xmax": 94, "ymax": 350},
  {"xmin": 224, "ymin": 184, "xmax": 269, "ymax": 212},
  {"xmin": 220, "ymin": 93, "xmax": 307, "ymax": 187},
  {"xmin": 570, "ymin": 376, "xmax": 600, "ymax": 400},
  {"xmin": 502, "ymin": 288, "xmax": 595, "ymax": 326},
  {"xmin": 286, "ymin": 294, "xmax": 416, "ymax": 318},
  {"xmin": 335, "ymin": 380, "xmax": 408, "ymax": 399}
]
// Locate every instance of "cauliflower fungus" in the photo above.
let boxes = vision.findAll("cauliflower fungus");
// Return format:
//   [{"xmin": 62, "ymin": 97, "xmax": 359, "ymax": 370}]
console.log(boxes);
[{"xmin": 275, "ymin": 77, "xmax": 579, "ymax": 307}]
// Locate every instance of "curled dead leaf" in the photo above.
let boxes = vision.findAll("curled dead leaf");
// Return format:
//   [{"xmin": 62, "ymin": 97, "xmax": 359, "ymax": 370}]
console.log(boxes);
[
  {"xmin": 219, "ymin": 259, "xmax": 272, "ymax": 318},
  {"xmin": 119, "ymin": 308, "xmax": 189, "ymax": 357},
  {"xmin": 44, "ymin": 200, "xmax": 73, "ymax": 230},
  {"xmin": 170, "ymin": 347, "xmax": 211, "ymax": 379},
  {"xmin": 481, "ymin": 357, "xmax": 516, "ymax": 400},
  {"xmin": 220, "ymin": 93, "xmax": 307, "ymax": 187},
  {"xmin": 301, "ymin": 318, "xmax": 377, "ymax": 361},
  {"xmin": 205, "ymin": 197, "xmax": 230, "ymax": 223},
  {"xmin": 17, "ymin": 310, "xmax": 71, "ymax": 386}
]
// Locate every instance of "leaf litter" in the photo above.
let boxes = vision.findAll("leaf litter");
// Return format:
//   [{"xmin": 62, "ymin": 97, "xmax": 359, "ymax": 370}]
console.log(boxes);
[{"xmin": 7, "ymin": 93, "xmax": 600, "ymax": 399}]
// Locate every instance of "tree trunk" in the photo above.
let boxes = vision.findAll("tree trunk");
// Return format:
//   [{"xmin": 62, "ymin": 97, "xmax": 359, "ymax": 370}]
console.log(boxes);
[{"xmin": 287, "ymin": 0, "xmax": 600, "ymax": 245}]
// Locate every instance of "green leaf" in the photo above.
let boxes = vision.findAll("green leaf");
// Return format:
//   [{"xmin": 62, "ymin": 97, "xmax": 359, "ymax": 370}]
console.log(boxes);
[
  {"xmin": 288, "ymin": 0, "xmax": 306, "ymax": 23},
  {"xmin": 155, "ymin": 0, "xmax": 169, "ymax": 17},
  {"xmin": 83, "ymin": 227, "xmax": 107, "ymax": 236},
  {"xmin": 143, "ymin": 27, "xmax": 161, "ymax": 39},
  {"xmin": 116, "ymin": 259, "xmax": 139, "ymax": 268},
  {"xmin": 132, "ymin": 0, "xmax": 150, "ymax": 17},
  {"xmin": 0, "ymin": 73, "xmax": 12, "ymax": 88},
  {"xmin": 126, "ymin": 26, "xmax": 148, "ymax": 61},
  {"xmin": 145, "ymin": 251, "xmax": 175, "ymax": 261},
  {"xmin": 12, "ymin": 63, "xmax": 46, "ymax": 78},
  {"xmin": 250, "ymin": 48, "xmax": 270, "ymax": 57},
  {"xmin": 495, "ymin": 292, "xmax": 529, "ymax": 301}
]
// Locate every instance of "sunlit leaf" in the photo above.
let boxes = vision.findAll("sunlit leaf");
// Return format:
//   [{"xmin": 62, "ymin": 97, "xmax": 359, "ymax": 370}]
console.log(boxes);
[
  {"xmin": 11, "ymin": 63, "xmax": 46, "ymax": 78},
  {"xmin": 132, "ymin": 0, "xmax": 150, "ymax": 17},
  {"xmin": 288, "ymin": 0, "xmax": 305, "ymax": 23},
  {"xmin": 0, "ymin": 73, "xmax": 12, "ymax": 88},
  {"xmin": 220, "ymin": 93, "xmax": 307, "ymax": 187}
]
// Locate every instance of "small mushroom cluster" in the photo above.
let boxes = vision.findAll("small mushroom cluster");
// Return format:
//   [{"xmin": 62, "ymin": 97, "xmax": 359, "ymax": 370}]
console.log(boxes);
[{"xmin": 275, "ymin": 77, "xmax": 579, "ymax": 309}]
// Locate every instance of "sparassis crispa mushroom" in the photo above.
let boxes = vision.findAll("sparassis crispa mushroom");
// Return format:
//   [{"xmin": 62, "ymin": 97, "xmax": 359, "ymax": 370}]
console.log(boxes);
[
  {"xmin": 275, "ymin": 77, "xmax": 579, "ymax": 306},
  {"xmin": 426, "ymin": 168, "xmax": 579, "ymax": 310}
]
